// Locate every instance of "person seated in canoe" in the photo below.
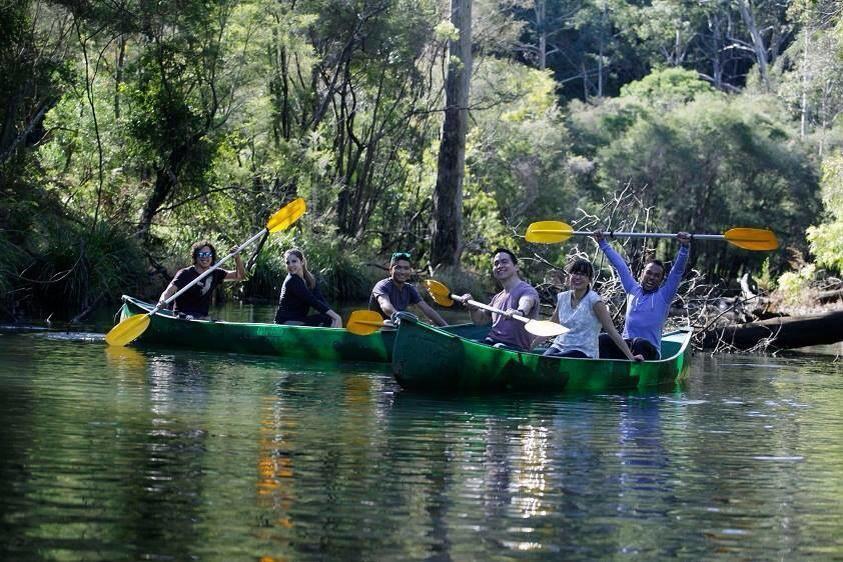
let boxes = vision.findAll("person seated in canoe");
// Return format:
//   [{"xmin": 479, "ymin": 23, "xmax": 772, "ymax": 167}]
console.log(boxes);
[
  {"xmin": 592, "ymin": 230, "xmax": 690, "ymax": 359},
  {"xmin": 369, "ymin": 252, "xmax": 448, "ymax": 327},
  {"xmin": 543, "ymin": 258, "xmax": 643, "ymax": 361},
  {"xmin": 157, "ymin": 240, "xmax": 246, "ymax": 319},
  {"xmin": 274, "ymin": 249, "xmax": 343, "ymax": 328},
  {"xmin": 457, "ymin": 248, "xmax": 540, "ymax": 351}
]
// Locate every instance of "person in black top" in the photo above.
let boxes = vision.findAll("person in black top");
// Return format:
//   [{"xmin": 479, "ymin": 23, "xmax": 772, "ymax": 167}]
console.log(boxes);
[
  {"xmin": 274, "ymin": 248, "xmax": 342, "ymax": 327},
  {"xmin": 157, "ymin": 240, "xmax": 246, "ymax": 319}
]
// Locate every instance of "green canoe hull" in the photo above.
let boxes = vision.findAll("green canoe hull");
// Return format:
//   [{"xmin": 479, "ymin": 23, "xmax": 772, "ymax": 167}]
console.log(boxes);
[
  {"xmin": 391, "ymin": 314, "xmax": 693, "ymax": 393},
  {"xmin": 119, "ymin": 295, "xmax": 488, "ymax": 364}
]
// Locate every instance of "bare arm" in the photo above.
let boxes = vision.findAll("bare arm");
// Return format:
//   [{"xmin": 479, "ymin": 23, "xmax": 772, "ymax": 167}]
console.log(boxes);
[
  {"xmin": 377, "ymin": 294, "xmax": 398, "ymax": 318},
  {"xmin": 224, "ymin": 253, "xmax": 246, "ymax": 281},
  {"xmin": 158, "ymin": 282, "xmax": 177, "ymax": 307},
  {"xmin": 514, "ymin": 294, "xmax": 537, "ymax": 317},
  {"xmin": 327, "ymin": 309, "xmax": 342, "ymax": 328},
  {"xmin": 594, "ymin": 300, "xmax": 643, "ymax": 361},
  {"xmin": 416, "ymin": 300, "xmax": 448, "ymax": 327}
]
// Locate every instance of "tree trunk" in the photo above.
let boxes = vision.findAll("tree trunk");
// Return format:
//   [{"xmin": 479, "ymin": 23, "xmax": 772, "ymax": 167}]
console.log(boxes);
[
  {"xmin": 736, "ymin": 0, "xmax": 769, "ymax": 88},
  {"xmin": 431, "ymin": 0, "xmax": 472, "ymax": 267},
  {"xmin": 700, "ymin": 310, "xmax": 843, "ymax": 350}
]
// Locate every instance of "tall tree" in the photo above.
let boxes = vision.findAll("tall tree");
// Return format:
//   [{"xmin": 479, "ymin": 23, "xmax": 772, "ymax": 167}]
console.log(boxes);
[{"xmin": 431, "ymin": 0, "xmax": 472, "ymax": 267}]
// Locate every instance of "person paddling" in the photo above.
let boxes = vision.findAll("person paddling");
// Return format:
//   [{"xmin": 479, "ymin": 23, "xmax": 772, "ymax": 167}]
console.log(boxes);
[
  {"xmin": 369, "ymin": 252, "xmax": 448, "ymax": 326},
  {"xmin": 457, "ymin": 248, "xmax": 540, "ymax": 351},
  {"xmin": 592, "ymin": 230, "xmax": 690, "ymax": 359},
  {"xmin": 157, "ymin": 240, "xmax": 246, "ymax": 319},
  {"xmin": 544, "ymin": 258, "xmax": 643, "ymax": 361}
]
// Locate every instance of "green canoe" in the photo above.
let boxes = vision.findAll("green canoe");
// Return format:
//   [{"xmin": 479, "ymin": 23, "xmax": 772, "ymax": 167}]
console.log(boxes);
[
  {"xmin": 117, "ymin": 295, "xmax": 487, "ymax": 363},
  {"xmin": 391, "ymin": 313, "xmax": 693, "ymax": 393}
]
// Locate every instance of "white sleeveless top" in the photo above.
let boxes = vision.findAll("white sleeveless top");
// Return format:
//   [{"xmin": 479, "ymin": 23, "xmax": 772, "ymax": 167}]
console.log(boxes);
[{"xmin": 548, "ymin": 289, "xmax": 602, "ymax": 358}]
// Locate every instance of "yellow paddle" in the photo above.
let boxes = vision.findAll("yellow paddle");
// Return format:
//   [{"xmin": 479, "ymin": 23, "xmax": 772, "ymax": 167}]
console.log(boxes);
[
  {"xmin": 424, "ymin": 279, "xmax": 568, "ymax": 338},
  {"xmin": 105, "ymin": 198, "xmax": 307, "ymax": 346},
  {"xmin": 346, "ymin": 310, "xmax": 389, "ymax": 336},
  {"xmin": 525, "ymin": 221, "xmax": 779, "ymax": 251}
]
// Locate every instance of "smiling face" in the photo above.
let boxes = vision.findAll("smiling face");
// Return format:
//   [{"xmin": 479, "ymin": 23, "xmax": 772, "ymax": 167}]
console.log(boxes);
[
  {"xmin": 492, "ymin": 252, "xmax": 518, "ymax": 282},
  {"xmin": 285, "ymin": 252, "xmax": 304, "ymax": 276},
  {"xmin": 194, "ymin": 245, "xmax": 214, "ymax": 269},
  {"xmin": 389, "ymin": 259, "xmax": 412, "ymax": 284},
  {"xmin": 639, "ymin": 262, "xmax": 665, "ymax": 292},
  {"xmin": 567, "ymin": 269, "xmax": 591, "ymax": 291}
]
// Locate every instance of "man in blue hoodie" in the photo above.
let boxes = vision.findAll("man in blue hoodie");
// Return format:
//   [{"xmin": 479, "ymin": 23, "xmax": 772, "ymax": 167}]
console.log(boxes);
[{"xmin": 593, "ymin": 230, "xmax": 690, "ymax": 360}]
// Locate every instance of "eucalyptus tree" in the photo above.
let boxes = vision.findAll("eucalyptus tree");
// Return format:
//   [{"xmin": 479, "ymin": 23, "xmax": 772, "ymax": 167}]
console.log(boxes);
[{"xmin": 431, "ymin": 0, "xmax": 472, "ymax": 267}]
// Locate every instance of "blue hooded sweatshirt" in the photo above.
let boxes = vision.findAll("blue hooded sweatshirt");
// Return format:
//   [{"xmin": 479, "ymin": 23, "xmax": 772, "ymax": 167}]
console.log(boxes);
[{"xmin": 598, "ymin": 240, "xmax": 689, "ymax": 356}]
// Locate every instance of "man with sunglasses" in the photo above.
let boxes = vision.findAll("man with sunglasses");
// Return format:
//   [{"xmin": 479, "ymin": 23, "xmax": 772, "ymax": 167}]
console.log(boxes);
[
  {"xmin": 369, "ymin": 252, "xmax": 448, "ymax": 327},
  {"xmin": 157, "ymin": 240, "xmax": 246, "ymax": 319}
]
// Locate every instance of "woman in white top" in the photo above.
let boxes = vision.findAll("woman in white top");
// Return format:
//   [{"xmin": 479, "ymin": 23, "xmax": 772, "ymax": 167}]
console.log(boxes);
[{"xmin": 543, "ymin": 259, "xmax": 643, "ymax": 361}]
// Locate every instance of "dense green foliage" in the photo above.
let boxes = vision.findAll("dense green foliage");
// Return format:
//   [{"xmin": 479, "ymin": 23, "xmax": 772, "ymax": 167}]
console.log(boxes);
[{"xmin": 1, "ymin": 0, "xmax": 841, "ymax": 320}]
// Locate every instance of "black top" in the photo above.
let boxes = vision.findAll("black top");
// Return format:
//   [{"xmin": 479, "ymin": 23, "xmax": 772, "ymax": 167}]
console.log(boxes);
[
  {"xmin": 171, "ymin": 266, "xmax": 228, "ymax": 316},
  {"xmin": 275, "ymin": 274, "xmax": 331, "ymax": 323}
]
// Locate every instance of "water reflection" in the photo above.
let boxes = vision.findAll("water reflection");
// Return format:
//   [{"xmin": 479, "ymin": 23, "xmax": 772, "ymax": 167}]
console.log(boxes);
[{"xmin": 2, "ymin": 335, "xmax": 843, "ymax": 560}]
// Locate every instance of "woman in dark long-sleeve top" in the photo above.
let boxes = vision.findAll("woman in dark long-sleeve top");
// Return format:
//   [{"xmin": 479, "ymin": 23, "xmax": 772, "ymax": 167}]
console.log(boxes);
[{"xmin": 274, "ymin": 249, "xmax": 342, "ymax": 327}]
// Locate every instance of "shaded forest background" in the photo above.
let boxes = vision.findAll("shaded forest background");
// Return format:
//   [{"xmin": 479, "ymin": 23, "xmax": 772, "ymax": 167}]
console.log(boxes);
[{"xmin": 2, "ymin": 0, "xmax": 843, "ymax": 321}]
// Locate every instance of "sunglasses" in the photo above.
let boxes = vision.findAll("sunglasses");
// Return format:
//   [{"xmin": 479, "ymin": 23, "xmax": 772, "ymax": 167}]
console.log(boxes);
[
  {"xmin": 391, "ymin": 252, "xmax": 411, "ymax": 261},
  {"xmin": 196, "ymin": 251, "xmax": 213, "ymax": 258}
]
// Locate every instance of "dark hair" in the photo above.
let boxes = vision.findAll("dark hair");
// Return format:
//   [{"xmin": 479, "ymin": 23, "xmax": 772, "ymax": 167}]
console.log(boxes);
[
  {"xmin": 491, "ymin": 248, "xmax": 518, "ymax": 264},
  {"xmin": 390, "ymin": 251, "xmax": 412, "ymax": 266},
  {"xmin": 644, "ymin": 259, "xmax": 666, "ymax": 277},
  {"xmin": 566, "ymin": 258, "xmax": 593, "ymax": 279},
  {"xmin": 191, "ymin": 240, "xmax": 217, "ymax": 265},
  {"xmin": 285, "ymin": 248, "xmax": 316, "ymax": 289}
]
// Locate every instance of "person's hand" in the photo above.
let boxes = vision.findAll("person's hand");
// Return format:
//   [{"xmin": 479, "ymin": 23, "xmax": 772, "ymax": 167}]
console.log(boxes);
[
  {"xmin": 632, "ymin": 354, "xmax": 645, "ymax": 362},
  {"xmin": 456, "ymin": 293, "xmax": 473, "ymax": 305},
  {"xmin": 677, "ymin": 232, "xmax": 691, "ymax": 247},
  {"xmin": 505, "ymin": 307, "xmax": 524, "ymax": 318},
  {"xmin": 592, "ymin": 229, "xmax": 605, "ymax": 242}
]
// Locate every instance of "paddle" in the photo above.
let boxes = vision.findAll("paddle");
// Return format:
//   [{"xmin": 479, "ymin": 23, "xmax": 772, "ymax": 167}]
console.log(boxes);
[
  {"xmin": 105, "ymin": 198, "xmax": 307, "ymax": 346},
  {"xmin": 424, "ymin": 279, "xmax": 568, "ymax": 338},
  {"xmin": 346, "ymin": 310, "xmax": 389, "ymax": 336},
  {"xmin": 525, "ymin": 221, "xmax": 779, "ymax": 251}
]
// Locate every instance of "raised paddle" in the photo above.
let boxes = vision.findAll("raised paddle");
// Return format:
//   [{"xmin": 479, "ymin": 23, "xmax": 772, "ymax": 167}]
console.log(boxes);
[
  {"xmin": 105, "ymin": 198, "xmax": 307, "ymax": 346},
  {"xmin": 424, "ymin": 279, "xmax": 568, "ymax": 338},
  {"xmin": 346, "ymin": 310, "xmax": 390, "ymax": 336},
  {"xmin": 524, "ymin": 221, "xmax": 779, "ymax": 251}
]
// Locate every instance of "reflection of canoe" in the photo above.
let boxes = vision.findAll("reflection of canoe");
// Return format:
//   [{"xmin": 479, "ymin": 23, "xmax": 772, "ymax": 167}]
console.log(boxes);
[
  {"xmin": 391, "ymin": 313, "xmax": 693, "ymax": 393},
  {"xmin": 119, "ymin": 295, "xmax": 488, "ymax": 363}
]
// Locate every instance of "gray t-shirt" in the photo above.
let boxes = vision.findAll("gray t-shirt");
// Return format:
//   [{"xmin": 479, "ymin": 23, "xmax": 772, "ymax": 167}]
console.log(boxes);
[
  {"xmin": 368, "ymin": 278, "xmax": 422, "ymax": 318},
  {"xmin": 486, "ymin": 280, "xmax": 540, "ymax": 351}
]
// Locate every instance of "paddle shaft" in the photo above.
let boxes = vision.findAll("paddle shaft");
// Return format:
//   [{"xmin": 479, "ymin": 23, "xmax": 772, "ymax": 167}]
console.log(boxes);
[
  {"xmin": 153, "ymin": 228, "xmax": 267, "ymax": 315},
  {"xmin": 530, "ymin": 229, "xmax": 721, "ymax": 241},
  {"xmin": 455, "ymin": 294, "xmax": 532, "ymax": 324}
]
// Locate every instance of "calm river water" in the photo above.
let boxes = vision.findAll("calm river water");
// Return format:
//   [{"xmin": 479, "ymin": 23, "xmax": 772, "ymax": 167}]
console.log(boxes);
[{"xmin": 1, "ymin": 303, "xmax": 842, "ymax": 560}]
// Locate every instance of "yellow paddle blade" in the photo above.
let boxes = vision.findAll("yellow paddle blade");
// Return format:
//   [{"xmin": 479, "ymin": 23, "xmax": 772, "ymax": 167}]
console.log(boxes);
[
  {"xmin": 723, "ymin": 228, "xmax": 779, "ymax": 251},
  {"xmin": 525, "ymin": 221, "xmax": 574, "ymax": 244},
  {"xmin": 266, "ymin": 198, "xmax": 306, "ymax": 233},
  {"xmin": 104, "ymin": 313, "xmax": 151, "ymax": 347},
  {"xmin": 346, "ymin": 310, "xmax": 385, "ymax": 336},
  {"xmin": 424, "ymin": 279, "xmax": 454, "ymax": 307},
  {"xmin": 525, "ymin": 319, "xmax": 569, "ymax": 338}
]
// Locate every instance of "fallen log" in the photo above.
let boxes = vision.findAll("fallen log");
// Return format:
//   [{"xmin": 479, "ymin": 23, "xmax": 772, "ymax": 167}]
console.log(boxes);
[{"xmin": 700, "ymin": 310, "xmax": 843, "ymax": 351}]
